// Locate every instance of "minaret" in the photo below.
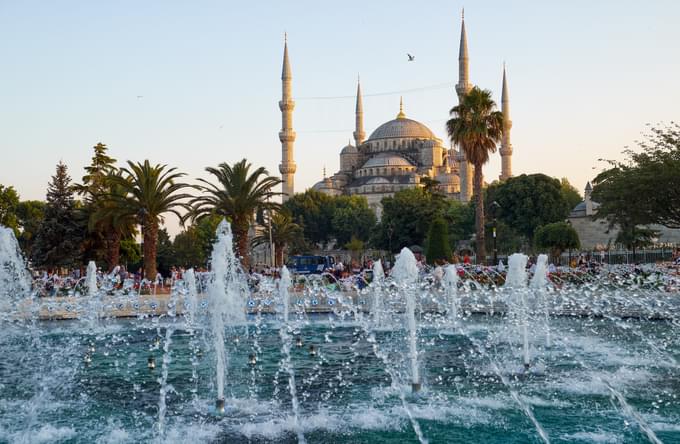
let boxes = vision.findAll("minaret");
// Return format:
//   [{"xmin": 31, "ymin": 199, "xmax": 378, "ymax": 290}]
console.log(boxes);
[
  {"xmin": 455, "ymin": 9, "xmax": 471, "ymax": 100},
  {"xmin": 353, "ymin": 76, "xmax": 365, "ymax": 146},
  {"xmin": 455, "ymin": 9, "xmax": 473, "ymax": 202},
  {"xmin": 499, "ymin": 64, "xmax": 513, "ymax": 180},
  {"xmin": 279, "ymin": 34, "xmax": 297, "ymax": 202}
]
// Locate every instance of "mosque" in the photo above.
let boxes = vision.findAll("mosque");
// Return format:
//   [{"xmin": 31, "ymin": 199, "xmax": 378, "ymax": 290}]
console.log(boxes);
[{"xmin": 278, "ymin": 13, "xmax": 514, "ymax": 217}]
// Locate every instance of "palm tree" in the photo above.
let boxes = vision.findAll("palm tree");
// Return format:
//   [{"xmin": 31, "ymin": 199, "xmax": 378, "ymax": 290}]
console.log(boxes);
[
  {"xmin": 447, "ymin": 86, "xmax": 504, "ymax": 262},
  {"xmin": 251, "ymin": 210, "xmax": 303, "ymax": 266},
  {"xmin": 187, "ymin": 159, "xmax": 282, "ymax": 267},
  {"xmin": 108, "ymin": 160, "xmax": 193, "ymax": 279}
]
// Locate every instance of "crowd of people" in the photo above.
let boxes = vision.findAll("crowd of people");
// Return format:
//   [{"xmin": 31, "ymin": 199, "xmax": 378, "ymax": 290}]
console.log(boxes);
[{"xmin": 31, "ymin": 246, "xmax": 680, "ymax": 297}]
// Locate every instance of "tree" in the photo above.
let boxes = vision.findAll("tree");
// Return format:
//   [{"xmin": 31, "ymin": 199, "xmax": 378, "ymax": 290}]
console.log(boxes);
[
  {"xmin": 447, "ymin": 86, "xmax": 504, "ymax": 262},
  {"xmin": 0, "ymin": 185, "xmax": 20, "ymax": 234},
  {"xmin": 284, "ymin": 190, "xmax": 337, "ymax": 246},
  {"xmin": 16, "ymin": 200, "xmax": 46, "ymax": 256},
  {"xmin": 108, "ymin": 160, "xmax": 192, "ymax": 279},
  {"xmin": 89, "ymin": 171, "xmax": 138, "ymax": 270},
  {"xmin": 534, "ymin": 222, "xmax": 580, "ymax": 264},
  {"xmin": 560, "ymin": 178, "xmax": 582, "ymax": 211},
  {"xmin": 593, "ymin": 122, "xmax": 680, "ymax": 231},
  {"xmin": 119, "ymin": 238, "xmax": 141, "ymax": 267},
  {"xmin": 173, "ymin": 214, "xmax": 221, "ymax": 268},
  {"xmin": 485, "ymin": 174, "xmax": 571, "ymax": 242},
  {"xmin": 615, "ymin": 223, "xmax": 657, "ymax": 260},
  {"xmin": 330, "ymin": 195, "xmax": 376, "ymax": 246},
  {"xmin": 344, "ymin": 236, "xmax": 365, "ymax": 262},
  {"xmin": 284, "ymin": 191, "xmax": 376, "ymax": 249},
  {"xmin": 371, "ymin": 187, "xmax": 448, "ymax": 252},
  {"xmin": 251, "ymin": 210, "xmax": 303, "ymax": 266},
  {"xmin": 187, "ymin": 159, "xmax": 281, "ymax": 268},
  {"xmin": 32, "ymin": 162, "xmax": 84, "ymax": 269},
  {"xmin": 73, "ymin": 143, "xmax": 134, "ymax": 269},
  {"xmin": 446, "ymin": 200, "xmax": 475, "ymax": 250},
  {"xmin": 425, "ymin": 217, "xmax": 452, "ymax": 265},
  {"xmin": 155, "ymin": 228, "xmax": 175, "ymax": 277}
]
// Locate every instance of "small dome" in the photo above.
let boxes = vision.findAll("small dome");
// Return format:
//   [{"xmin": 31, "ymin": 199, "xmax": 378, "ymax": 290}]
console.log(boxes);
[
  {"xmin": 436, "ymin": 173, "xmax": 460, "ymax": 186},
  {"xmin": 368, "ymin": 118, "xmax": 436, "ymax": 140},
  {"xmin": 361, "ymin": 153, "xmax": 413, "ymax": 169},
  {"xmin": 341, "ymin": 143, "xmax": 357, "ymax": 154}
]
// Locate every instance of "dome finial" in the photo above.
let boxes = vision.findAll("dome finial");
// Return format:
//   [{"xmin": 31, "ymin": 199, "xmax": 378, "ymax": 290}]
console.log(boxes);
[
  {"xmin": 462, "ymin": 7, "xmax": 464, "ymax": 20},
  {"xmin": 323, "ymin": 165, "xmax": 327, "ymax": 178},
  {"xmin": 397, "ymin": 96, "xmax": 406, "ymax": 119}
]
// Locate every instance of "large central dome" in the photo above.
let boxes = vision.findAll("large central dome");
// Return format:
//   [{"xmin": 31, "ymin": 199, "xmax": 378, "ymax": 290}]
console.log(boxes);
[
  {"xmin": 367, "ymin": 99, "xmax": 436, "ymax": 141},
  {"xmin": 368, "ymin": 117, "xmax": 436, "ymax": 140}
]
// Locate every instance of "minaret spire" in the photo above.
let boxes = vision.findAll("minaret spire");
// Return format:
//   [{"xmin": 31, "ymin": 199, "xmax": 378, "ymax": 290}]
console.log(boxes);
[
  {"xmin": 455, "ymin": 8, "xmax": 471, "ymax": 100},
  {"xmin": 455, "ymin": 10, "xmax": 473, "ymax": 202},
  {"xmin": 279, "ymin": 35, "xmax": 296, "ymax": 201},
  {"xmin": 499, "ymin": 63, "xmax": 513, "ymax": 180},
  {"xmin": 353, "ymin": 75, "xmax": 365, "ymax": 146}
]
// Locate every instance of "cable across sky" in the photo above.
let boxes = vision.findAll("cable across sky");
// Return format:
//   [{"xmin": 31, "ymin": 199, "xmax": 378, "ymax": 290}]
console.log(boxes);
[{"xmin": 295, "ymin": 82, "xmax": 454, "ymax": 101}]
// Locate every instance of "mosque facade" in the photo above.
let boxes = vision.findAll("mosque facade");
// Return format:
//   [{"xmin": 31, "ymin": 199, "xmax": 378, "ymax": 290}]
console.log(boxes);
[{"xmin": 279, "ymin": 14, "xmax": 514, "ymax": 217}]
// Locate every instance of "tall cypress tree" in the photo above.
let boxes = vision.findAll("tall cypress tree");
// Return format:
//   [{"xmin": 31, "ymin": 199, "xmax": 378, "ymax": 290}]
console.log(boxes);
[
  {"xmin": 426, "ymin": 217, "xmax": 452, "ymax": 265},
  {"xmin": 32, "ymin": 161, "xmax": 83, "ymax": 270}
]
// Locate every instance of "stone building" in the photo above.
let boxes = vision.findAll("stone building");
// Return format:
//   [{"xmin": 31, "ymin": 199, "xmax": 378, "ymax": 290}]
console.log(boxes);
[{"xmin": 568, "ymin": 182, "xmax": 680, "ymax": 250}]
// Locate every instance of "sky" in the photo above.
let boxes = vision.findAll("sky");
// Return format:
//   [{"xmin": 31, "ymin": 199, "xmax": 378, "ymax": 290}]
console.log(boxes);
[{"xmin": 1, "ymin": 0, "xmax": 679, "ymax": 236}]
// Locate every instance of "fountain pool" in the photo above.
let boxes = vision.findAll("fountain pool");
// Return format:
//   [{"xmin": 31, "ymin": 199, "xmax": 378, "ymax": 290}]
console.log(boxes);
[{"xmin": 1, "ymin": 224, "xmax": 679, "ymax": 443}]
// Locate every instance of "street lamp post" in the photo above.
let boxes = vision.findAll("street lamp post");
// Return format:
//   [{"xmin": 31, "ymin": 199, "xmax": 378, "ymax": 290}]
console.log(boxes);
[
  {"xmin": 566, "ymin": 219, "xmax": 572, "ymax": 267},
  {"xmin": 137, "ymin": 208, "xmax": 148, "ymax": 279},
  {"xmin": 490, "ymin": 201, "xmax": 501, "ymax": 267},
  {"xmin": 268, "ymin": 208, "xmax": 275, "ymax": 267}
]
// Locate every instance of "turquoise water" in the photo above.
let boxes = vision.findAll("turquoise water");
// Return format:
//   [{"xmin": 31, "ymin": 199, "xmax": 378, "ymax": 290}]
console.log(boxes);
[{"xmin": 1, "ymin": 314, "xmax": 679, "ymax": 443}]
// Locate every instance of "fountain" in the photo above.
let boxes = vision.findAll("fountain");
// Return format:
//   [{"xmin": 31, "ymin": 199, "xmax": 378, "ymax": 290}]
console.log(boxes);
[
  {"xmin": 206, "ymin": 219, "xmax": 247, "ymax": 414},
  {"xmin": 1, "ymin": 221, "xmax": 680, "ymax": 442},
  {"xmin": 392, "ymin": 247, "xmax": 421, "ymax": 393},
  {"xmin": 443, "ymin": 264, "xmax": 459, "ymax": 327}
]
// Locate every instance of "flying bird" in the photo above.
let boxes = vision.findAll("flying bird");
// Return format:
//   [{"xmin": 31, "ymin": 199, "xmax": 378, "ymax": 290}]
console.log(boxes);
[
  {"xmin": 407, "ymin": 53, "xmax": 415, "ymax": 62},
  {"xmin": 136, "ymin": 95, "xmax": 144, "ymax": 99}
]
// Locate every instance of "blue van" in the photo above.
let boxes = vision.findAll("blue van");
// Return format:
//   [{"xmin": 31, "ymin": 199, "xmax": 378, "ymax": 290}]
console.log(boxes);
[{"xmin": 286, "ymin": 255, "xmax": 336, "ymax": 275}]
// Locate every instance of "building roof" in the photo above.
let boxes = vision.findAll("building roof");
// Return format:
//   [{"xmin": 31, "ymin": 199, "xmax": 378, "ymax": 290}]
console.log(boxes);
[
  {"xmin": 569, "ymin": 200, "xmax": 601, "ymax": 218},
  {"xmin": 340, "ymin": 143, "xmax": 357, "ymax": 154},
  {"xmin": 361, "ymin": 153, "xmax": 413, "ymax": 168},
  {"xmin": 368, "ymin": 117, "xmax": 436, "ymax": 140}
]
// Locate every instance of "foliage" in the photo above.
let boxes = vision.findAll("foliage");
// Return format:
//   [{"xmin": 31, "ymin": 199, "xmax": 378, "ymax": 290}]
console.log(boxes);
[
  {"xmin": 156, "ymin": 228, "xmax": 175, "ymax": 277},
  {"xmin": 188, "ymin": 159, "xmax": 281, "ymax": 267},
  {"xmin": 592, "ymin": 122, "xmax": 680, "ymax": 230},
  {"xmin": 534, "ymin": 222, "xmax": 580, "ymax": 262},
  {"xmin": 447, "ymin": 86, "xmax": 504, "ymax": 261},
  {"xmin": 284, "ymin": 190, "xmax": 338, "ymax": 246},
  {"xmin": 446, "ymin": 200, "xmax": 475, "ymax": 249},
  {"xmin": 16, "ymin": 200, "xmax": 45, "ymax": 256},
  {"xmin": 285, "ymin": 190, "xmax": 376, "ymax": 248},
  {"xmin": 173, "ymin": 214, "xmax": 221, "ymax": 268},
  {"xmin": 107, "ymin": 160, "xmax": 193, "ymax": 279},
  {"xmin": 344, "ymin": 236, "xmax": 365, "ymax": 260},
  {"xmin": 485, "ymin": 173, "xmax": 571, "ymax": 242},
  {"xmin": 73, "ymin": 143, "xmax": 133, "ymax": 269},
  {"xmin": 32, "ymin": 162, "xmax": 84, "ymax": 269},
  {"xmin": 330, "ymin": 195, "xmax": 376, "ymax": 245},
  {"xmin": 119, "ymin": 237, "xmax": 141, "ymax": 265},
  {"xmin": 425, "ymin": 217, "xmax": 451, "ymax": 265},
  {"xmin": 371, "ymin": 187, "xmax": 448, "ymax": 252},
  {"xmin": 615, "ymin": 224, "xmax": 657, "ymax": 253},
  {"xmin": 560, "ymin": 178, "xmax": 582, "ymax": 211},
  {"xmin": 0, "ymin": 185, "xmax": 20, "ymax": 234}
]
